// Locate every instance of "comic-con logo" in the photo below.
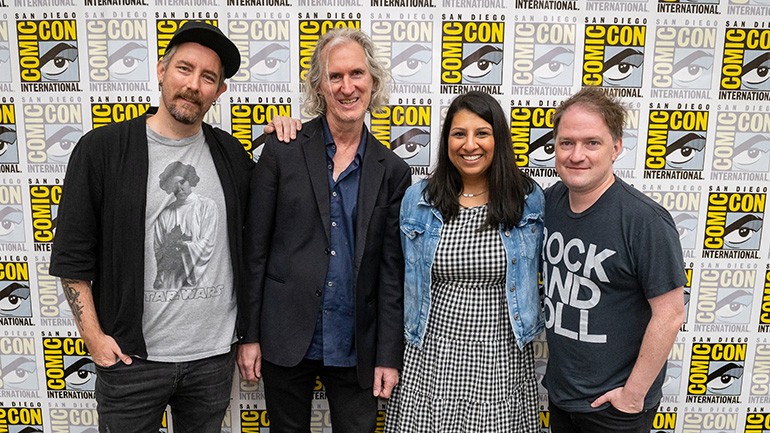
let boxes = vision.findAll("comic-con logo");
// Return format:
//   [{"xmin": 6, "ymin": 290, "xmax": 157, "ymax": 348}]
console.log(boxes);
[
  {"xmin": 50, "ymin": 407, "xmax": 98, "ymax": 432},
  {"xmin": 229, "ymin": 17, "xmax": 290, "ymax": 86},
  {"xmin": 0, "ymin": 21, "xmax": 11, "ymax": 83},
  {"xmin": 240, "ymin": 406, "xmax": 270, "ymax": 431},
  {"xmin": 43, "ymin": 337, "xmax": 96, "ymax": 396},
  {"xmin": 687, "ymin": 341, "xmax": 746, "ymax": 403},
  {"xmin": 539, "ymin": 408, "xmax": 549, "ymax": 433},
  {"xmin": 652, "ymin": 411, "xmax": 676, "ymax": 433},
  {"xmin": 157, "ymin": 17, "xmax": 219, "ymax": 60},
  {"xmin": 746, "ymin": 412, "xmax": 770, "ymax": 432},
  {"xmin": 682, "ymin": 411, "xmax": 738, "ymax": 432},
  {"xmin": 511, "ymin": 22, "xmax": 576, "ymax": 89},
  {"xmin": 370, "ymin": 103, "xmax": 431, "ymax": 168},
  {"xmin": 0, "ymin": 335, "xmax": 38, "ymax": 391},
  {"xmin": 0, "ymin": 185, "xmax": 24, "ymax": 243},
  {"xmin": 24, "ymin": 102, "xmax": 82, "ymax": 166},
  {"xmin": 644, "ymin": 109, "xmax": 708, "ymax": 174},
  {"xmin": 712, "ymin": 109, "xmax": 770, "ymax": 179},
  {"xmin": 86, "ymin": 18, "xmax": 150, "ymax": 87},
  {"xmin": 511, "ymin": 105, "xmax": 556, "ymax": 176},
  {"xmin": 441, "ymin": 17, "xmax": 505, "ymax": 92},
  {"xmin": 758, "ymin": 270, "xmax": 770, "ymax": 332},
  {"xmin": 0, "ymin": 261, "xmax": 30, "ymax": 320},
  {"xmin": 37, "ymin": 260, "xmax": 75, "ymax": 327},
  {"xmin": 703, "ymin": 191, "xmax": 765, "ymax": 258},
  {"xmin": 17, "ymin": 16, "xmax": 81, "ymax": 91},
  {"xmin": 231, "ymin": 101, "xmax": 291, "ymax": 159},
  {"xmin": 0, "ymin": 407, "xmax": 43, "ymax": 432},
  {"xmin": 652, "ymin": 25, "xmax": 716, "ymax": 91},
  {"xmin": 582, "ymin": 21, "xmax": 646, "ymax": 93},
  {"xmin": 29, "ymin": 184, "xmax": 61, "ymax": 246},
  {"xmin": 694, "ymin": 268, "xmax": 755, "ymax": 332},
  {"xmin": 91, "ymin": 99, "xmax": 150, "ymax": 129},
  {"xmin": 371, "ymin": 18, "xmax": 433, "ymax": 93},
  {"xmin": 644, "ymin": 189, "xmax": 700, "ymax": 250},
  {"xmin": 0, "ymin": 104, "xmax": 19, "ymax": 165},
  {"xmin": 750, "ymin": 341, "xmax": 770, "ymax": 396},
  {"xmin": 298, "ymin": 15, "xmax": 361, "ymax": 82},
  {"xmin": 719, "ymin": 26, "xmax": 770, "ymax": 97}
]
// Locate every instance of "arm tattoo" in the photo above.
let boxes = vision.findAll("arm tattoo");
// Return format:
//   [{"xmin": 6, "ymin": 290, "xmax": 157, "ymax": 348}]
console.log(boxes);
[{"xmin": 61, "ymin": 279, "xmax": 88, "ymax": 326}]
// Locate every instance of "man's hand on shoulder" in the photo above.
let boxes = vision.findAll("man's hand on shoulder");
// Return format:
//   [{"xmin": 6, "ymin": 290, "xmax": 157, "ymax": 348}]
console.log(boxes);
[{"xmin": 263, "ymin": 117, "xmax": 302, "ymax": 143}]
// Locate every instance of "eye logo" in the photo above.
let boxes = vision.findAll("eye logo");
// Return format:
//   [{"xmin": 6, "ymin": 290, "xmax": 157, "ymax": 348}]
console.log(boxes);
[
  {"xmin": 583, "ymin": 24, "xmax": 646, "ymax": 88},
  {"xmin": 652, "ymin": 26, "xmax": 716, "ymax": 90},
  {"xmin": 229, "ymin": 19, "xmax": 291, "ymax": 84},
  {"xmin": 87, "ymin": 19, "xmax": 149, "ymax": 83},
  {"xmin": 17, "ymin": 20, "xmax": 80, "ymax": 83},
  {"xmin": 645, "ymin": 110, "xmax": 708, "ymax": 171},
  {"xmin": 713, "ymin": 111, "xmax": 770, "ymax": 175},
  {"xmin": 441, "ymin": 20, "xmax": 505, "ymax": 86},
  {"xmin": 696, "ymin": 269, "xmax": 756, "ymax": 329},
  {"xmin": 703, "ymin": 192, "xmax": 765, "ymax": 254},
  {"xmin": 511, "ymin": 106, "xmax": 555, "ymax": 169},
  {"xmin": 24, "ymin": 103, "xmax": 83, "ymax": 165},
  {"xmin": 372, "ymin": 20, "xmax": 433, "ymax": 88},
  {"xmin": 231, "ymin": 103, "xmax": 292, "ymax": 160},
  {"xmin": 513, "ymin": 23, "xmax": 576, "ymax": 89},
  {"xmin": 687, "ymin": 343, "xmax": 746, "ymax": 398},
  {"xmin": 392, "ymin": 44, "xmax": 432, "ymax": 84},
  {"xmin": 371, "ymin": 105, "xmax": 431, "ymax": 167},
  {"xmin": 720, "ymin": 28, "xmax": 770, "ymax": 94}
]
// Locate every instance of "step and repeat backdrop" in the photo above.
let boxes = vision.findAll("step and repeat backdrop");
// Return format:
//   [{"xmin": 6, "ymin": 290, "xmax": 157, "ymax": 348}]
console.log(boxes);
[{"xmin": 0, "ymin": 0, "xmax": 769, "ymax": 431}]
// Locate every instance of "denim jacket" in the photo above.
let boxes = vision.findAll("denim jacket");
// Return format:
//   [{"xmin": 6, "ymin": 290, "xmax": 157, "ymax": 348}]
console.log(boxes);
[{"xmin": 400, "ymin": 180, "xmax": 545, "ymax": 349}]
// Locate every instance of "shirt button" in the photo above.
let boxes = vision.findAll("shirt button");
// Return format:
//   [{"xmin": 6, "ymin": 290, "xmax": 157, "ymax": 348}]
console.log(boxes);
[
  {"xmin": 332, "ymin": 221, "xmax": 337, "ymax": 227},
  {"xmin": 327, "ymin": 281, "xmax": 333, "ymax": 287},
  {"xmin": 315, "ymin": 290, "xmax": 322, "ymax": 297},
  {"xmin": 332, "ymin": 191, "xmax": 337, "ymax": 197},
  {"xmin": 511, "ymin": 258, "xmax": 517, "ymax": 265},
  {"xmin": 327, "ymin": 164, "xmax": 333, "ymax": 170},
  {"xmin": 509, "ymin": 284, "xmax": 516, "ymax": 292},
  {"xmin": 331, "ymin": 250, "xmax": 336, "ymax": 256},
  {"xmin": 514, "ymin": 313, "xmax": 519, "ymax": 321},
  {"xmin": 504, "ymin": 230, "xmax": 510, "ymax": 237}
]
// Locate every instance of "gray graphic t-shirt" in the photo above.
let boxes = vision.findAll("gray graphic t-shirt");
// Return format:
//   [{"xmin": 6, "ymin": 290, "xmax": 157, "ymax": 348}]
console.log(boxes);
[{"xmin": 142, "ymin": 125, "xmax": 236, "ymax": 362}]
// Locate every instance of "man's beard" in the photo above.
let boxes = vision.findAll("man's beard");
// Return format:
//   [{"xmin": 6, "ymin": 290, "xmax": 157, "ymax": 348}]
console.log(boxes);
[{"xmin": 166, "ymin": 89, "xmax": 203, "ymax": 125}]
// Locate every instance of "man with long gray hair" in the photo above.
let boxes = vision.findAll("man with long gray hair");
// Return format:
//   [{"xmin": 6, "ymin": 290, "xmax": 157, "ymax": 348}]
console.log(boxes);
[{"xmin": 237, "ymin": 28, "xmax": 410, "ymax": 432}]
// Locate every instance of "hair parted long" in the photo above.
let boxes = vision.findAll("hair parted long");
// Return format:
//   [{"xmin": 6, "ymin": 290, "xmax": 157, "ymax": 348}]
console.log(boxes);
[
  {"xmin": 302, "ymin": 28, "xmax": 391, "ymax": 117},
  {"xmin": 426, "ymin": 91, "xmax": 535, "ymax": 229}
]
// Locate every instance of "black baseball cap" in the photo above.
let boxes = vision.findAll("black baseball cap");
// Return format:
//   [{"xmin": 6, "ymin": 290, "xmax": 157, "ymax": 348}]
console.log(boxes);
[{"xmin": 165, "ymin": 21, "xmax": 240, "ymax": 79}]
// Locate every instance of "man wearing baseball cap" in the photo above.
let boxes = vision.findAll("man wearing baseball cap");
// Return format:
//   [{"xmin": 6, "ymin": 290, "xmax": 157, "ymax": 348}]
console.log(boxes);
[{"xmin": 50, "ymin": 21, "xmax": 251, "ymax": 432}]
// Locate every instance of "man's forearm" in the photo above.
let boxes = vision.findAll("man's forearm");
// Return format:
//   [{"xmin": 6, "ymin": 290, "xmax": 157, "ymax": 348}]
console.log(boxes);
[{"xmin": 60, "ymin": 279, "xmax": 106, "ymax": 346}]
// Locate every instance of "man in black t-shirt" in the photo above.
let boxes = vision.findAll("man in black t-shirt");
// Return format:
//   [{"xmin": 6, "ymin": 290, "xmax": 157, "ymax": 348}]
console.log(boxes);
[{"xmin": 542, "ymin": 87, "xmax": 687, "ymax": 433}]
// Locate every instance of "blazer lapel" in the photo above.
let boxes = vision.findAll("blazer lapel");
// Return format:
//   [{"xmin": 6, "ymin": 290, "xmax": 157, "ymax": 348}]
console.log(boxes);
[
  {"xmin": 354, "ymin": 133, "xmax": 385, "ymax": 275},
  {"xmin": 302, "ymin": 119, "xmax": 332, "ymax": 244}
]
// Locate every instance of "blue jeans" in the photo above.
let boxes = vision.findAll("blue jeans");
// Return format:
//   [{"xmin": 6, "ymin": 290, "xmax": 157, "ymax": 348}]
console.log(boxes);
[
  {"xmin": 95, "ymin": 349, "xmax": 235, "ymax": 433},
  {"xmin": 549, "ymin": 400, "xmax": 657, "ymax": 433}
]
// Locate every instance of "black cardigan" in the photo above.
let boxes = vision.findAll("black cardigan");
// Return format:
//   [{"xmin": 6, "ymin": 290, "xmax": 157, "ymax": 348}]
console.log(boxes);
[{"xmin": 50, "ymin": 110, "xmax": 255, "ymax": 358}]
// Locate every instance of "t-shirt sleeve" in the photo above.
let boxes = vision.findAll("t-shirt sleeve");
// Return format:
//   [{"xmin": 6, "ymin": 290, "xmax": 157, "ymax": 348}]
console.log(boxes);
[{"xmin": 634, "ymin": 212, "xmax": 688, "ymax": 299}]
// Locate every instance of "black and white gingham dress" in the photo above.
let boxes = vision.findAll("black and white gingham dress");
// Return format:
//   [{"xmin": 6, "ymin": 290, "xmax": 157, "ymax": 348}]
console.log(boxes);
[{"xmin": 386, "ymin": 205, "xmax": 539, "ymax": 432}]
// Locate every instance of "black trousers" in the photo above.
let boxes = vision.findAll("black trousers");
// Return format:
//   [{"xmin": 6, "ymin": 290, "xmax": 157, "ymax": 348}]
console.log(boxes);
[{"xmin": 262, "ymin": 359, "xmax": 378, "ymax": 433}]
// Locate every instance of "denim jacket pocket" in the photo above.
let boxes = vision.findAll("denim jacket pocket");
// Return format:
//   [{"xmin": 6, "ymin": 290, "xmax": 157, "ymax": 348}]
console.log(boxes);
[{"xmin": 401, "ymin": 222, "xmax": 426, "ymax": 265}]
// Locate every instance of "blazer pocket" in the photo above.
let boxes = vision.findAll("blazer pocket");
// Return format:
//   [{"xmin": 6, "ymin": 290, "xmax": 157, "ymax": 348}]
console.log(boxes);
[{"xmin": 265, "ymin": 273, "xmax": 285, "ymax": 284}]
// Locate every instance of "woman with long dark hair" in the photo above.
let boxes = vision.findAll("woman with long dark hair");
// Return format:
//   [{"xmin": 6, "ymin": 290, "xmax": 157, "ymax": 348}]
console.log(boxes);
[{"xmin": 385, "ymin": 91, "xmax": 544, "ymax": 432}]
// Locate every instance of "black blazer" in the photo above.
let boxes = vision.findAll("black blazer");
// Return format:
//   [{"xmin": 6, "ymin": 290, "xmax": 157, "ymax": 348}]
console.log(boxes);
[{"xmin": 240, "ymin": 117, "xmax": 411, "ymax": 387}]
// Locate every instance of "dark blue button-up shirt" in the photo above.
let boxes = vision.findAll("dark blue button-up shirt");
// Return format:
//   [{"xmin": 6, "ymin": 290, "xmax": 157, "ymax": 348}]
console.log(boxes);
[{"xmin": 304, "ymin": 117, "xmax": 366, "ymax": 367}]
